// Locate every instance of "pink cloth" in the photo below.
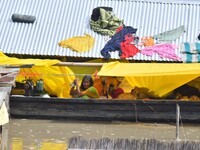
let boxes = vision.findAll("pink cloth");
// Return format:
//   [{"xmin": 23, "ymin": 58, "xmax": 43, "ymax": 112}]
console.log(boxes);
[{"xmin": 140, "ymin": 43, "xmax": 181, "ymax": 61}]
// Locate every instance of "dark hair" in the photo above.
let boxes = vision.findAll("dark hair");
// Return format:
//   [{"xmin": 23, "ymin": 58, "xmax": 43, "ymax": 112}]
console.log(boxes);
[{"xmin": 80, "ymin": 75, "xmax": 94, "ymax": 90}]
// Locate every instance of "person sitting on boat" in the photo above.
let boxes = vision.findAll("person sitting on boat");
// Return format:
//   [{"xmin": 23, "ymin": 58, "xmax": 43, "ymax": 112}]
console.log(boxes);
[{"xmin": 70, "ymin": 75, "xmax": 100, "ymax": 99}]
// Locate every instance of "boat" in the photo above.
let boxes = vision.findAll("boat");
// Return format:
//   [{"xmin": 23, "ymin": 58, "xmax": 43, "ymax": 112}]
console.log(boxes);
[
  {"xmin": 9, "ymin": 95, "xmax": 200, "ymax": 123},
  {"xmin": 0, "ymin": 66, "xmax": 19, "ymax": 150}
]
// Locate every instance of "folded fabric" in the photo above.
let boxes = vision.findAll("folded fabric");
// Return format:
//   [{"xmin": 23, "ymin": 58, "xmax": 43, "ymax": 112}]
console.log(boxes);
[
  {"xmin": 180, "ymin": 42, "xmax": 200, "ymax": 53},
  {"xmin": 181, "ymin": 53, "xmax": 200, "ymax": 63},
  {"xmin": 58, "ymin": 34, "xmax": 95, "ymax": 52},
  {"xmin": 180, "ymin": 42, "xmax": 200, "ymax": 63}
]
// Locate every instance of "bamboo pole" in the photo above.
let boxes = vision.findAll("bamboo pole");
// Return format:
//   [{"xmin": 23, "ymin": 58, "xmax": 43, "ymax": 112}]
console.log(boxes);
[
  {"xmin": 176, "ymin": 104, "xmax": 180, "ymax": 141},
  {"xmin": 55, "ymin": 62, "xmax": 104, "ymax": 67},
  {"xmin": 1, "ymin": 62, "xmax": 104, "ymax": 67}
]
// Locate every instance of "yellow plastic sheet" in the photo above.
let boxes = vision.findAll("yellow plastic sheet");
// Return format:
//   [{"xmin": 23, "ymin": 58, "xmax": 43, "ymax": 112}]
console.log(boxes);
[
  {"xmin": 98, "ymin": 61, "xmax": 200, "ymax": 97},
  {"xmin": 0, "ymin": 51, "xmax": 75, "ymax": 98}
]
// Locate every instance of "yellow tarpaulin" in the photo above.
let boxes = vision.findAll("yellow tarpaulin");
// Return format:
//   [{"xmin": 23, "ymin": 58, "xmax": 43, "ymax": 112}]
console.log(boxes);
[
  {"xmin": 0, "ymin": 51, "xmax": 75, "ymax": 98},
  {"xmin": 98, "ymin": 61, "xmax": 200, "ymax": 97}
]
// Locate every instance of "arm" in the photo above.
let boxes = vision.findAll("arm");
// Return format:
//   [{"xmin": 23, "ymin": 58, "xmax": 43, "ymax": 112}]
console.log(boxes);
[
  {"xmin": 70, "ymin": 79, "xmax": 78, "ymax": 96},
  {"xmin": 82, "ymin": 86, "xmax": 100, "ymax": 98},
  {"xmin": 75, "ymin": 84, "xmax": 84, "ymax": 97},
  {"xmin": 70, "ymin": 86, "xmax": 76, "ymax": 96},
  {"xmin": 70, "ymin": 78, "xmax": 84, "ymax": 97}
]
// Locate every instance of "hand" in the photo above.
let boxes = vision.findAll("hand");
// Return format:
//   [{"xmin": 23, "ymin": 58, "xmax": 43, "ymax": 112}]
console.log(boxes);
[{"xmin": 74, "ymin": 78, "xmax": 79, "ymax": 86}]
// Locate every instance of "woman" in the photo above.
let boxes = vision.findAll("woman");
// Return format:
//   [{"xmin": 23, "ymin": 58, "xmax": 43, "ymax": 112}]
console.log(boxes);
[{"xmin": 70, "ymin": 75, "xmax": 100, "ymax": 99}]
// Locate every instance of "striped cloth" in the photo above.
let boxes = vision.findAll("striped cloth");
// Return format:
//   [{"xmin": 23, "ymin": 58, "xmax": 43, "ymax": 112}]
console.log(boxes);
[{"xmin": 180, "ymin": 42, "xmax": 200, "ymax": 63}]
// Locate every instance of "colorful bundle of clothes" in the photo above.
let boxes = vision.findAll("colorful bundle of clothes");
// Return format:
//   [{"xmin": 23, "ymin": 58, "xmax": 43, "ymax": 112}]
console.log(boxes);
[{"xmin": 100, "ymin": 26, "xmax": 139, "ymax": 59}]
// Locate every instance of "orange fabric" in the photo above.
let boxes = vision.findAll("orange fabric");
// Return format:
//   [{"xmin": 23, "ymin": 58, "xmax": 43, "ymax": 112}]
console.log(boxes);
[
  {"xmin": 140, "ymin": 36, "xmax": 155, "ymax": 47},
  {"xmin": 94, "ymin": 77, "xmax": 121, "ymax": 96}
]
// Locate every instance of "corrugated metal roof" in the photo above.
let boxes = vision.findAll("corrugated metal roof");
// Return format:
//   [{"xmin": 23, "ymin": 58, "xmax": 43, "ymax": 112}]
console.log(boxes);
[{"xmin": 0, "ymin": 0, "xmax": 200, "ymax": 62}]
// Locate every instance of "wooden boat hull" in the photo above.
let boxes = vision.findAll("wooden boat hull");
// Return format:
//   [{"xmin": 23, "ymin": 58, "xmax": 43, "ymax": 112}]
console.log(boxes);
[{"xmin": 9, "ymin": 96, "xmax": 200, "ymax": 123}]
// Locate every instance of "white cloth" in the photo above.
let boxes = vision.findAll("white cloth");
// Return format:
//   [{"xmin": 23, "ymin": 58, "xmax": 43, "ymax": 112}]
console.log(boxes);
[{"xmin": 0, "ymin": 101, "xmax": 9, "ymax": 125}]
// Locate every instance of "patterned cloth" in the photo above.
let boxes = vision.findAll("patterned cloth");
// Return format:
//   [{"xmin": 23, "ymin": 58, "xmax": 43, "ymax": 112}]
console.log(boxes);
[{"xmin": 180, "ymin": 42, "xmax": 200, "ymax": 63}]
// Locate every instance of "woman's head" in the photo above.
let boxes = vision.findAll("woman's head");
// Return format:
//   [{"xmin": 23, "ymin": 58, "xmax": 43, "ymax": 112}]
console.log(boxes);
[{"xmin": 80, "ymin": 75, "xmax": 94, "ymax": 90}]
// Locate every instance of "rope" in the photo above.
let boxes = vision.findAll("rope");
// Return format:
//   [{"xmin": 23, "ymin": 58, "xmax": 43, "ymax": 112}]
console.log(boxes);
[
  {"xmin": 17, "ymin": 72, "xmax": 97, "ymax": 77},
  {"xmin": 139, "ymin": 99, "xmax": 174, "ymax": 125}
]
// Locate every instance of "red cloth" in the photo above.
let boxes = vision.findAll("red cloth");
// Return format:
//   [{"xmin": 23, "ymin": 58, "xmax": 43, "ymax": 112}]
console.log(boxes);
[
  {"xmin": 110, "ymin": 88, "xmax": 124, "ymax": 99},
  {"xmin": 120, "ymin": 34, "xmax": 140, "ymax": 58},
  {"xmin": 116, "ymin": 26, "xmax": 123, "ymax": 33}
]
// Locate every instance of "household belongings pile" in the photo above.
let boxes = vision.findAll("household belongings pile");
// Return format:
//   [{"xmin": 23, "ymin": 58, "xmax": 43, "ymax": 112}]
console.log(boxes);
[
  {"xmin": 59, "ymin": 6, "xmax": 189, "ymax": 61},
  {"xmin": 90, "ymin": 7, "xmax": 186, "ymax": 61}
]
